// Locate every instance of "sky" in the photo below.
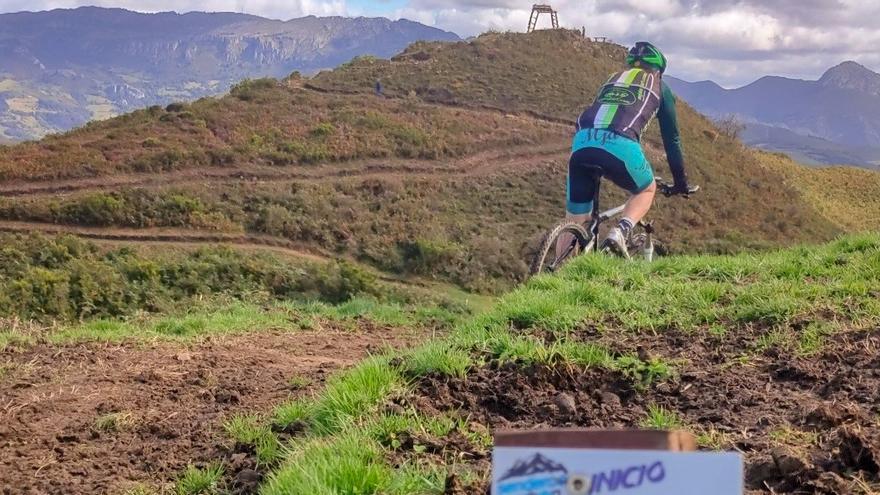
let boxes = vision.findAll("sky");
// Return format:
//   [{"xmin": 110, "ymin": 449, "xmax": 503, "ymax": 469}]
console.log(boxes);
[{"xmin": 1, "ymin": 0, "xmax": 878, "ymax": 87}]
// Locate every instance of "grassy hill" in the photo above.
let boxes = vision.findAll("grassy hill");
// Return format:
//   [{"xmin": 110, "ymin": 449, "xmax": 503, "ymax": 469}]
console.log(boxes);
[
  {"xmin": 756, "ymin": 150, "xmax": 880, "ymax": 231},
  {"xmin": 0, "ymin": 29, "xmax": 855, "ymax": 292}
]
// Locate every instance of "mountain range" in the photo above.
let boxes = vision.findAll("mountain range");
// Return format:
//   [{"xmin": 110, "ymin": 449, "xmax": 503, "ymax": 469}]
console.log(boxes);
[
  {"xmin": 667, "ymin": 61, "xmax": 880, "ymax": 168},
  {"xmin": 0, "ymin": 7, "xmax": 459, "ymax": 141}
]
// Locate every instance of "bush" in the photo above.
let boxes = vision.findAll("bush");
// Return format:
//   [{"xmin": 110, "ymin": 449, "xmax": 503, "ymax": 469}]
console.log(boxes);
[
  {"xmin": 0, "ymin": 233, "xmax": 378, "ymax": 322},
  {"xmin": 165, "ymin": 102, "xmax": 187, "ymax": 113},
  {"xmin": 399, "ymin": 239, "xmax": 462, "ymax": 276},
  {"xmin": 231, "ymin": 78, "xmax": 278, "ymax": 101},
  {"xmin": 59, "ymin": 193, "xmax": 126, "ymax": 226},
  {"xmin": 311, "ymin": 123, "xmax": 336, "ymax": 137},
  {"xmin": 714, "ymin": 114, "xmax": 746, "ymax": 140}
]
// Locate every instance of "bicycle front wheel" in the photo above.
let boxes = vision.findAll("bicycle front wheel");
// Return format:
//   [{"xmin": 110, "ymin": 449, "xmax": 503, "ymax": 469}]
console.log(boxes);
[{"xmin": 529, "ymin": 222, "xmax": 592, "ymax": 276}]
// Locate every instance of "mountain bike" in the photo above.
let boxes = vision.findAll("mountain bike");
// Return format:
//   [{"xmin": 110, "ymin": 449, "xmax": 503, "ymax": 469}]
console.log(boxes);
[{"xmin": 529, "ymin": 174, "xmax": 699, "ymax": 276}]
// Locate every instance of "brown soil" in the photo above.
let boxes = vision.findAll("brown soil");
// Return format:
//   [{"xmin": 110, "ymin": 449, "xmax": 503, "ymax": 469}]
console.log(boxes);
[
  {"xmin": 0, "ymin": 326, "xmax": 423, "ymax": 495},
  {"xmin": 414, "ymin": 327, "xmax": 880, "ymax": 494}
]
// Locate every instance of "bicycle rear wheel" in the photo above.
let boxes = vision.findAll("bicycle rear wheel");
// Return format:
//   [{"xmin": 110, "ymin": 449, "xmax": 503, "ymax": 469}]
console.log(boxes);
[{"xmin": 529, "ymin": 222, "xmax": 592, "ymax": 276}]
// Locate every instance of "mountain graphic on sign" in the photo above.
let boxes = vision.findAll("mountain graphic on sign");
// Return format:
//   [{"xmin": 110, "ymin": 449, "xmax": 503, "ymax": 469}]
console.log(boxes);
[{"xmin": 499, "ymin": 453, "xmax": 568, "ymax": 481}]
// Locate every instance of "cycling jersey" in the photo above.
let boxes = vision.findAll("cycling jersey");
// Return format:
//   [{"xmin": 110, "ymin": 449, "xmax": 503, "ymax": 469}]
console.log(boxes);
[{"xmin": 574, "ymin": 68, "xmax": 687, "ymax": 189}]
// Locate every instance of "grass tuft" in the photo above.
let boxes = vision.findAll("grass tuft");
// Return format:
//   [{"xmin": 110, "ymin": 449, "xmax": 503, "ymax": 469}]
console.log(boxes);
[
  {"xmin": 175, "ymin": 463, "xmax": 225, "ymax": 495},
  {"xmin": 224, "ymin": 415, "xmax": 283, "ymax": 465},
  {"xmin": 310, "ymin": 357, "xmax": 404, "ymax": 434},
  {"xmin": 640, "ymin": 405, "xmax": 684, "ymax": 430},
  {"xmin": 403, "ymin": 341, "xmax": 472, "ymax": 378},
  {"xmin": 94, "ymin": 411, "xmax": 136, "ymax": 432},
  {"xmin": 287, "ymin": 374, "xmax": 312, "ymax": 390}
]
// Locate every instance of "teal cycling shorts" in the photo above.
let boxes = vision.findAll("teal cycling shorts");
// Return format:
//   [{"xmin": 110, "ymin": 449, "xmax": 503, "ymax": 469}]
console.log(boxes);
[{"xmin": 567, "ymin": 128, "xmax": 654, "ymax": 215}]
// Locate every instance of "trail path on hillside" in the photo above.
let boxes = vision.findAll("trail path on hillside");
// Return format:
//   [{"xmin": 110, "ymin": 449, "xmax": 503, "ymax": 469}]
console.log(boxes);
[
  {"xmin": 0, "ymin": 141, "xmax": 570, "ymax": 199},
  {"xmin": 0, "ymin": 220, "xmax": 331, "ymax": 263},
  {"xmin": 0, "ymin": 326, "xmax": 424, "ymax": 494}
]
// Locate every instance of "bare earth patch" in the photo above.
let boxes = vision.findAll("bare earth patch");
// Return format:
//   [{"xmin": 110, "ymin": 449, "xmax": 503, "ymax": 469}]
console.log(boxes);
[
  {"xmin": 415, "ymin": 327, "xmax": 880, "ymax": 494},
  {"xmin": 0, "ymin": 326, "xmax": 422, "ymax": 494}
]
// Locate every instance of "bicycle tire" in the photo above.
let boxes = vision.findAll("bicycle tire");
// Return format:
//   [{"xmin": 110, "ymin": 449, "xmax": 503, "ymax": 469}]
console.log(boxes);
[{"xmin": 529, "ymin": 221, "xmax": 592, "ymax": 276}]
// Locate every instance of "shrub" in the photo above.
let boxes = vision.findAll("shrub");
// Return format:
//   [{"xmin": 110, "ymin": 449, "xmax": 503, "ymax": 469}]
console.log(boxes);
[
  {"xmin": 59, "ymin": 193, "xmax": 127, "ymax": 226},
  {"xmin": 0, "ymin": 234, "xmax": 378, "ymax": 322},
  {"xmin": 399, "ymin": 239, "xmax": 462, "ymax": 276},
  {"xmin": 311, "ymin": 123, "xmax": 336, "ymax": 137},
  {"xmin": 714, "ymin": 114, "xmax": 746, "ymax": 140},
  {"xmin": 165, "ymin": 102, "xmax": 187, "ymax": 113},
  {"xmin": 230, "ymin": 78, "xmax": 278, "ymax": 101}
]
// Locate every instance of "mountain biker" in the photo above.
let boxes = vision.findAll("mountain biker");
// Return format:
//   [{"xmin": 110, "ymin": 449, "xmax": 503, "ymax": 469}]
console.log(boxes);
[{"xmin": 559, "ymin": 41, "xmax": 695, "ymax": 258}]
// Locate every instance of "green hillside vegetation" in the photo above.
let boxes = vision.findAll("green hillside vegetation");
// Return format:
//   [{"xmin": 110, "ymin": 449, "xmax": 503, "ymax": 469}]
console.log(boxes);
[
  {"xmin": 0, "ymin": 78, "xmax": 555, "ymax": 182},
  {"xmin": 207, "ymin": 234, "xmax": 880, "ymax": 494},
  {"xmin": 0, "ymin": 233, "xmax": 474, "ymax": 329},
  {"xmin": 313, "ymin": 30, "xmax": 842, "ymax": 245},
  {"xmin": 0, "ymin": 29, "xmax": 855, "ymax": 293},
  {"xmin": 756, "ymin": 150, "xmax": 880, "ymax": 231}
]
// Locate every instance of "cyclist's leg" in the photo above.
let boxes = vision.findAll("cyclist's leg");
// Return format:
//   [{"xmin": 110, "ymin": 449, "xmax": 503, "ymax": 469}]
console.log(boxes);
[
  {"xmin": 600, "ymin": 137, "xmax": 656, "ymax": 224},
  {"xmin": 556, "ymin": 148, "xmax": 598, "ymax": 258}
]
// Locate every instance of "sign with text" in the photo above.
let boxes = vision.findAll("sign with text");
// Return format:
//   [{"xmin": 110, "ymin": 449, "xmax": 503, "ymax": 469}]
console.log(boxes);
[{"xmin": 493, "ymin": 447, "xmax": 743, "ymax": 495}]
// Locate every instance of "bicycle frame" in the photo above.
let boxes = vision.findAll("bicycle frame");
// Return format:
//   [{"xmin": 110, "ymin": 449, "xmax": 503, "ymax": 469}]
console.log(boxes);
[{"xmin": 583, "ymin": 174, "xmax": 655, "ymax": 260}]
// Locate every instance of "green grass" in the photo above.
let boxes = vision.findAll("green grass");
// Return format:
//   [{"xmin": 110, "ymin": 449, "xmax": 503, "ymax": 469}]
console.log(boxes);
[
  {"xmin": 3, "ymin": 290, "xmax": 468, "ymax": 347},
  {"xmin": 310, "ymin": 357, "xmax": 404, "ymax": 434},
  {"xmin": 640, "ymin": 404, "xmax": 684, "ymax": 430},
  {"xmin": 49, "ymin": 300, "xmax": 296, "ymax": 344},
  {"xmin": 94, "ymin": 411, "xmax": 136, "ymax": 432},
  {"xmin": 261, "ymin": 431, "xmax": 446, "ymax": 495},
  {"xmin": 402, "ymin": 340, "xmax": 473, "ymax": 378},
  {"xmin": 797, "ymin": 321, "xmax": 839, "ymax": 356},
  {"xmin": 175, "ymin": 463, "xmax": 225, "ymax": 495},
  {"xmin": 224, "ymin": 415, "xmax": 284, "ymax": 465},
  {"xmin": 287, "ymin": 374, "xmax": 312, "ymax": 390},
  {"xmin": 695, "ymin": 428, "xmax": 734, "ymax": 451},
  {"xmin": 770, "ymin": 425, "xmax": 820, "ymax": 447},
  {"xmin": 225, "ymin": 235, "xmax": 880, "ymax": 493},
  {"xmin": 0, "ymin": 363, "xmax": 12, "ymax": 381},
  {"xmin": 0, "ymin": 331, "xmax": 33, "ymax": 352}
]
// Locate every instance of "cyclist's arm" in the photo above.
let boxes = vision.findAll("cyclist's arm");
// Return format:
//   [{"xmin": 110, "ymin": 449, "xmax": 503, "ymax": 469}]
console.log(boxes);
[{"xmin": 657, "ymin": 81, "xmax": 688, "ymax": 187}]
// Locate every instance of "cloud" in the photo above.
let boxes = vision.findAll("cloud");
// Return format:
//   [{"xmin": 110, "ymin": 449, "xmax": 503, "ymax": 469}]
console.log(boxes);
[
  {"xmin": 1, "ymin": 0, "xmax": 877, "ymax": 85},
  {"xmin": 396, "ymin": 0, "xmax": 880, "ymax": 86}
]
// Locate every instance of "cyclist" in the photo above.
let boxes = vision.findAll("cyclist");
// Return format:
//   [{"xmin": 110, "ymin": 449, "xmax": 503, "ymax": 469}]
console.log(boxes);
[{"xmin": 559, "ymin": 41, "xmax": 695, "ymax": 258}]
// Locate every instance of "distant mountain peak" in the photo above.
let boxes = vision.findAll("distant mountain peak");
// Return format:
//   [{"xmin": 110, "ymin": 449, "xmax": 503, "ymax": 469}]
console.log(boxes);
[{"xmin": 819, "ymin": 60, "xmax": 880, "ymax": 95}]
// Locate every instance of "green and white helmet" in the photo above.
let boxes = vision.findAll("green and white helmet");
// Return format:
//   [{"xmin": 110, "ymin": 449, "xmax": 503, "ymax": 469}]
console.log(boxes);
[{"xmin": 626, "ymin": 41, "xmax": 668, "ymax": 74}]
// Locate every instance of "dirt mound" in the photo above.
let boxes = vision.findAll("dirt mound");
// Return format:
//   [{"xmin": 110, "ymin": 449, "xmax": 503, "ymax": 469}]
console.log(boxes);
[
  {"xmin": 415, "ymin": 327, "xmax": 880, "ymax": 494},
  {"xmin": 0, "ymin": 326, "xmax": 422, "ymax": 494}
]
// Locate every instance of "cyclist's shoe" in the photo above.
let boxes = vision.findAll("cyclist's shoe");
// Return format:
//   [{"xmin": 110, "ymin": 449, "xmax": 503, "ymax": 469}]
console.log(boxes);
[{"xmin": 603, "ymin": 227, "xmax": 630, "ymax": 259}]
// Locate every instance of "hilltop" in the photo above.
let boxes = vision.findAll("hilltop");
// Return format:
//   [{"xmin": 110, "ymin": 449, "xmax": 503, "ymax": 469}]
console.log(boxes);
[
  {"xmin": 0, "ymin": 7, "xmax": 459, "ymax": 141},
  {"xmin": 1, "ymin": 29, "xmax": 875, "ymax": 293}
]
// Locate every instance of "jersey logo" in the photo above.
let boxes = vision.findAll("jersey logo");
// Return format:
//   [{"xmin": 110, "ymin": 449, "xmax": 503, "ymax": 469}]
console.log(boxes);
[{"xmin": 598, "ymin": 86, "xmax": 637, "ymax": 105}]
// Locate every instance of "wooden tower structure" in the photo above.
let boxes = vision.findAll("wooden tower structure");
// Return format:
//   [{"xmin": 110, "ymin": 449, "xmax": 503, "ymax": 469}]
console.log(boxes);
[{"xmin": 527, "ymin": 4, "xmax": 559, "ymax": 33}]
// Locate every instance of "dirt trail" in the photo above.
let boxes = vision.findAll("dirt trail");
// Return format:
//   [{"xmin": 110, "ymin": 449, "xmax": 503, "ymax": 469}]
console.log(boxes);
[
  {"xmin": 0, "ymin": 142, "xmax": 569, "ymax": 199},
  {"xmin": 0, "ymin": 221, "xmax": 330, "ymax": 263},
  {"xmin": 0, "ymin": 325, "xmax": 423, "ymax": 495}
]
